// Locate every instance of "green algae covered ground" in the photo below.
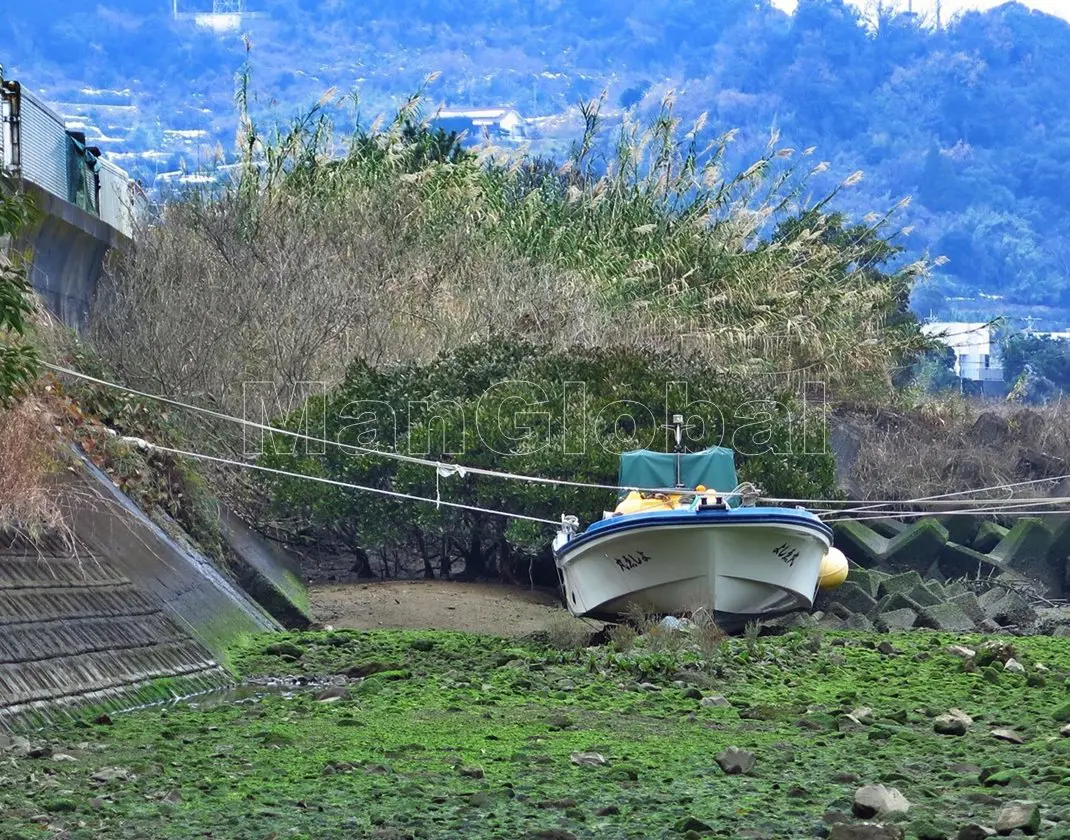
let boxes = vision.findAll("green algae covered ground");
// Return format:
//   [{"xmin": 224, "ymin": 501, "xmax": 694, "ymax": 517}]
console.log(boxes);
[{"xmin": 4, "ymin": 629, "xmax": 1070, "ymax": 840}]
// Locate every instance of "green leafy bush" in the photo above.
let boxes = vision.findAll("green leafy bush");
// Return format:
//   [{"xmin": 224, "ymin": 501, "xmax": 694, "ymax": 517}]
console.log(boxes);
[
  {"xmin": 0, "ymin": 180, "xmax": 39, "ymax": 406},
  {"xmin": 259, "ymin": 339, "xmax": 837, "ymax": 583}
]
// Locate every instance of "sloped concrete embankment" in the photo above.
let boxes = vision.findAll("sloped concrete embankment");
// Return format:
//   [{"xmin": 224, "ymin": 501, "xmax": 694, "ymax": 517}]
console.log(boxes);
[
  {"xmin": 216, "ymin": 507, "xmax": 313, "ymax": 630},
  {"xmin": 0, "ymin": 452, "xmax": 283, "ymax": 730},
  {"xmin": 812, "ymin": 514, "xmax": 1070, "ymax": 634}
]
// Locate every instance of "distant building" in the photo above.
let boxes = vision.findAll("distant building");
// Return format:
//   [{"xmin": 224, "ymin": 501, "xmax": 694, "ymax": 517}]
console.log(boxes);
[
  {"xmin": 921, "ymin": 322, "xmax": 1003, "ymax": 383},
  {"xmin": 172, "ymin": 0, "xmax": 247, "ymax": 33},
  {"xmin": 433, "ymin": 108, "xmax": 526, "ymax": 145}
]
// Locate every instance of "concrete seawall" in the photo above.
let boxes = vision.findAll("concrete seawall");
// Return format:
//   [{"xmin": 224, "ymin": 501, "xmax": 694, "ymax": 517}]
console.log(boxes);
[
  {"xmin": 0, "ymin": 529, "xmax": 232, "ymax": 730},
  {"xmin": 15, "ymin": 183, "xmax": 126, "ymax": 331},
  {"xmin": 0, "ymin": 451, "xmax": 283, "ymax": 730}
]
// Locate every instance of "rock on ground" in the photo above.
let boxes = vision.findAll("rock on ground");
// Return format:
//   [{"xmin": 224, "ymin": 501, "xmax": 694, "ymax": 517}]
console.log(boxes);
[
  {"xmin": 956, "ymin": 825, "xmax": 995, "ymax": 840},
  {"xmin": 715, "ymin": 746, "xmax": 756, "ymax": 775},
  {"xmin": 853, "ymin": 784, "xmax": 911, "ymax": 818},
  {"xmin": 828, "ymin": 823, "xmax": 906, "ymax": 840},
  {"xmin": 934, "ymin": 709, "xmax": 973, "ymax": 736},
  {"xmin": 994, "ymin": 800, "xmax": 1040, "ymax": 835},
  {"xmin": 991, "ymin": 729, "xmax": 1025, "ymax": 745}
]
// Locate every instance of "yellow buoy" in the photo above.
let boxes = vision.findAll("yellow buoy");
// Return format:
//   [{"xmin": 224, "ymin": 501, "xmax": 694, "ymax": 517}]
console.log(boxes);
[{"xmin": 818, "ymin": 546, "xmax": 849, "ymax": 590}]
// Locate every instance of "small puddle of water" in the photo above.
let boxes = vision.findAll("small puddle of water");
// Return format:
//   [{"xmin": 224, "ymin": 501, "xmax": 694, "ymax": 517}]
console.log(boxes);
[{"xmin": 179, "ymin": 676, "xmax": 345, "ymax": 709}]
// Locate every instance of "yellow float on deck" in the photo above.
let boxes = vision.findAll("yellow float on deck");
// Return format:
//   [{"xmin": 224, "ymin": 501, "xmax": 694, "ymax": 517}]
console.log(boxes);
[{"xmin": 613, "ymin": 490, "xmax": 685, "ymax": 515}]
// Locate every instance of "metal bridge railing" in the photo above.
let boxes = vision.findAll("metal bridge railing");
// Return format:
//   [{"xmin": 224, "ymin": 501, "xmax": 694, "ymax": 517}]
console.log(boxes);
[{"xmin": 1, "ymin": 76, "xmax": 145, "ymax": 239}]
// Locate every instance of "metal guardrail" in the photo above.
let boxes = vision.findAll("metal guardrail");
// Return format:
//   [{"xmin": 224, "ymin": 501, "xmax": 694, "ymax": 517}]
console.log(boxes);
[{"xmin": 1, "ymin": 77, "xmax": 146, "ymax": 238}]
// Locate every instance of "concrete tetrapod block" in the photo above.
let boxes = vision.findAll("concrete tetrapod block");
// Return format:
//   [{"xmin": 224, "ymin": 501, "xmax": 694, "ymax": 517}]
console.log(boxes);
[
  {"xmin": 883, "ymin": 518, "xmax": 950, "ymax": 569},
  {"xmin": 876, "ymin": 608, "xmax": 919, "ymax": 631},
  {"xmin": 948, "ymin": 592, "xmax": 986, "ymax": 624},
  {"xmin": 833, "ymin": 518, "xmax": 952, "ymax": 580},
  {"xmin": 828, "ymin": 581, "xmax": 878, "ymax": 616},
  {"xmin": 833, "ymin": 520, "xmax": 890, "ymax": 566},
  {"xmin": 1046, "ymin": 518, "xmax": 1070, "ymax": 590},
  {"xmin": 973, "ymin": 521, "xmax": 1009, "ymax": 554},
  {"xmin": 937, "ymin": 541, "xmax": 1007, "ymax": 581},
  {"xmin": 978, "ymin": 588, "xmax": 1037, "ymax": 627},
  {"xmin": 915, "ymin": 602, "xmax": 978, "ymax": 632},
  {"xmin": 990, "ymin": 518, "xmax": 1061, "ymax": 595},
  {"xmin": 936, "ymin": 515, "xmax": 982, "ymax": 549},
  {"xmin": 878, "ymin": 571, "xmax": 925, "ymax": 599},
  {"xmin": 869, "ymin": 518, "xmax": 911, "ymax": 538},
  {"xmin": 882, "ymin": 593, "xmax": 926, "ymax": 615},
  {"xmin": 906, "ymin": 584, "xmax": 944, "ymax": 608},
  {"xmin": 846, "ymin": 568, "xmax": 884, "ymax": 598}
]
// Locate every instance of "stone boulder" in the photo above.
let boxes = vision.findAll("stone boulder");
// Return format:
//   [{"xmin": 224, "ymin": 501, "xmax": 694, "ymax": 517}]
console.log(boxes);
[
  {"xmin": 853, "ymin": 784, "xmax": 911, "ymax": 818},
  {"xmin": 994, "ymin": 800, "xmax": 1040, "ymax": 835}
]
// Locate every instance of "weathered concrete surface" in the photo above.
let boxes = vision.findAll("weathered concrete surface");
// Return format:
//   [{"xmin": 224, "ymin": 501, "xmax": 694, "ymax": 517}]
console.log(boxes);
[
  {"xmin": 69, "ymin": 450, "xmax": 280, "ymax": 657},
  {"xmin": 0, "ymin": 451, "xmax": 282, "ymax": 729},
  {"xmin": 216, "ymin": 507, "xmax": 312, "ymax": 629},
  {"xmin": 0, "ymin": 531, "xmax": 230, "ymax": 730},
  {"xmin": 11, "ymin": 183, "xmax": 126, "ymax": 331}
]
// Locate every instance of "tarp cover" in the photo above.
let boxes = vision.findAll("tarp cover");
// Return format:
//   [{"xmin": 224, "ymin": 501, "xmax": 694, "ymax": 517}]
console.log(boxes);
[{"xmin": 617, "ymin": 447, "xmax": 738, "ymax": 492}]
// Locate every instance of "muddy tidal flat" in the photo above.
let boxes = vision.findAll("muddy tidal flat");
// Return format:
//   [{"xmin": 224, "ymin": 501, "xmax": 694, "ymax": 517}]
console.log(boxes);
[{"xmin": 3, "ymin": 629, "xmax": 1070, "ymax": 840}]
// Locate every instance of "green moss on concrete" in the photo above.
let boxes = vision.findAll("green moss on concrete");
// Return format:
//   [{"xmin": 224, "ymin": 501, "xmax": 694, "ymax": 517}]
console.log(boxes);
[
  {"xmin": 991, "ymin": 518, "xmax": 1055, "ymax": 563},
  {"xmin": 936, "ymin": 515, "xmax": 981, "ymax": 548},
  {"xmin": 833, "ymin": 520, "xmax": 888, "ymax": 565},
  {"xmin": 834, "ymin": 520, "xmax": 949, "ymax": 571},
  {"xmin": 973, "ymin": 522, "xmax": 1010, "ymax": 554}
]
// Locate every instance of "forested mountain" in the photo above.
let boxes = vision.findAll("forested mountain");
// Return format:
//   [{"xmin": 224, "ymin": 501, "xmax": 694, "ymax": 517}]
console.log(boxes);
[{"xmin": 3, "ymin": 0, "xmax": 1070, "ymax": 321}]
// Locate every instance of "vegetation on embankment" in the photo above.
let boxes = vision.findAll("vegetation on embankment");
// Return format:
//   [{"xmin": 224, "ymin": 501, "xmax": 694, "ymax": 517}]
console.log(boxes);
[
  {"xmin": 3, "ymin": 627, "xmax": 1069, "ymax": 839},
  {"xmin": 74, "ymin": 85, "xmax": 936, "ymax": 578},
  {"xmin": 259, "ymin": 339, "xmax": 838, "ymax": 582}
]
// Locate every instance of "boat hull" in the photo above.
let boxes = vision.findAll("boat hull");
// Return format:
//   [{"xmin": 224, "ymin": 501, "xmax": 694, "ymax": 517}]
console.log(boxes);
[{"xmin": 553, "ymin": 507, "xmax": 832, "ymax": 623}]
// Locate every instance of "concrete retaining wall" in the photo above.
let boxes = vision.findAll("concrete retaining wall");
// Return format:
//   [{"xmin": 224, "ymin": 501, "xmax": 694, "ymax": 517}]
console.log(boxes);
[
  {"xmin": 69, "ymin": 450, "xmax": 280, "ymax": 658},
  {"xmin": 217, "ymin": 508, "xmax": 313, "ymax": 629},
  {"xmin": 15, "ymin": 182, "xmax": 126, "ymax": 331},
  {"xmin": 0, "ymin": 530, "xmax": 231, "ymax": 730},
  {"xmin": 0, "ymin": 451, "xmax": 282, "ymax": 730}
]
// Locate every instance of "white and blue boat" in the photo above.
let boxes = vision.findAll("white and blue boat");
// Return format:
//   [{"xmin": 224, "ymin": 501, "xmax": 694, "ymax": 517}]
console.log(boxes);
[{"xmin": 552, "ymin": 417, "xmax": 845, "ymax": 623}]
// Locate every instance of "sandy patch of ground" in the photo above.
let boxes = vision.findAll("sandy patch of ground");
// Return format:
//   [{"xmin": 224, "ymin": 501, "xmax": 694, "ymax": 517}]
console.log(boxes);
[{"xmin": 309, "ymin": 579, "xmax": 597, "ymax": 637}]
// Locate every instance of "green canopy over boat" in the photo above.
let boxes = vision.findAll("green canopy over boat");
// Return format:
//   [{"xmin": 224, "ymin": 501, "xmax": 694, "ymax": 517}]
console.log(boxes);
[{"xmin": 617, "ymin": 447, "xmax": 738, "ymax": 493}]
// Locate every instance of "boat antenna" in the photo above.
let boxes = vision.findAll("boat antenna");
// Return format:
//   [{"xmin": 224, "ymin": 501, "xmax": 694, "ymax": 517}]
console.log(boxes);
[{"xmin": 671, "ymin": 413, "xmax": 685, "ymax": 489}]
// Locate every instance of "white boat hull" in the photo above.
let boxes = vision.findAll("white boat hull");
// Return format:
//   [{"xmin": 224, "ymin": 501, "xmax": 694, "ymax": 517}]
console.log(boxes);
[{"xmin": 554, "ymin": 509, "xmax": 832, "ymax": 622}]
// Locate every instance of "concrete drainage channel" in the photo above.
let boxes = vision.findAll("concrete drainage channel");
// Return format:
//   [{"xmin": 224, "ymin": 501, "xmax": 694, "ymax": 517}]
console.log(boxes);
[{"xmin": 0, "ymin": 448, "xmax": 311, "ymax": 731}]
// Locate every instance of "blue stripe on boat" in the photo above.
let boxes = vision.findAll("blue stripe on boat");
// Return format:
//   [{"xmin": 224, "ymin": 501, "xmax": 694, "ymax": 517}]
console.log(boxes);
[{"xmin": 555, "ymin": 506, "xmax": 833, "ymax": 558}]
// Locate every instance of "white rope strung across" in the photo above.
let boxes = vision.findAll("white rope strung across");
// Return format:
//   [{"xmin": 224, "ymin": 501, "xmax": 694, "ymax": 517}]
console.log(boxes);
[
  {"xmin": 42, "ymin": 362, "xmax": 630, "ymax": 493},
  {"xmin": 46, "ymin": 362, "xmax": 1069, "ymax": 512},
  {"xmin": 834, "ymin": 506, "xmax": 1070, "ymax": 523},
  {"xmin": 115, "ymin": 435, "xmax": 561, "ymax": 527},
  {"xmin": 817, "ymin": 495, "xmax": 1070, "ymax": 519},
  {"xmin": 805, "ymin": 471, "xmax": 1070, "ymax": 518}
]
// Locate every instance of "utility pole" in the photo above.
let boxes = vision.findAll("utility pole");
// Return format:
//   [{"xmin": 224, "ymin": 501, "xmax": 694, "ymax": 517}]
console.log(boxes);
[{"xmin": 935, "ymin": 0, "xmax": 942, "ymax": 29}]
